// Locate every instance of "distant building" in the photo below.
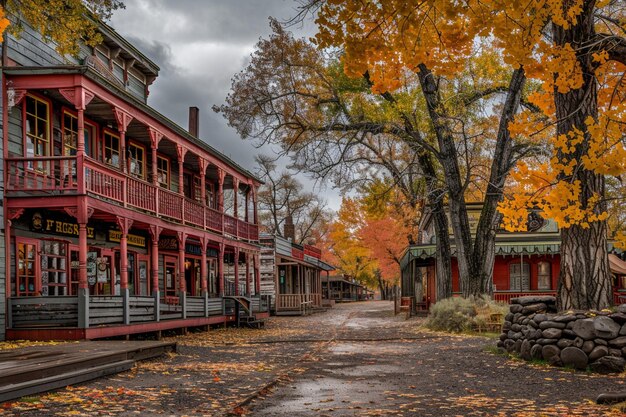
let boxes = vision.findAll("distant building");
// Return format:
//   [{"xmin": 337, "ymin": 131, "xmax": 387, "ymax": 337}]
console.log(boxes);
[
  {"xmin": 322, "ymin": 275, "xmax": 372, "ymax": 302},
  {"xmin": 259, "ymin": 233, "xmax": 333, "ymax": 315},
  {"xmin": 400, "ymin": 203, "xmax": 626, "ymax": 310}
]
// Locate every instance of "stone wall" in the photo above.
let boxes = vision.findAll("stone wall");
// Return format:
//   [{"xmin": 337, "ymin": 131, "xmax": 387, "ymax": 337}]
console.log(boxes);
[{"xmin": 498, "ymin": 296, "xmax": 626, "ymax": 373}]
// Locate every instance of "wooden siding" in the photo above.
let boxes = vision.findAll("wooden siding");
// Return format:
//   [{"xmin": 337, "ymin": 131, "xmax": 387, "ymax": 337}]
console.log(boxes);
[
  {"xmin": 260, "ymin": 247, "xmax": 276, "ymax": 309},
  {"xmin": 6, "ymin": 16, "xmax": 148, "ymax": 102}
]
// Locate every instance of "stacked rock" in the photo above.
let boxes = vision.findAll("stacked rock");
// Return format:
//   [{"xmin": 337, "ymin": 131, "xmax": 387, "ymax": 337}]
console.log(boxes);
[{"xmin": 497, "ymin": 296, "xmax": 626, "ymax": 373}]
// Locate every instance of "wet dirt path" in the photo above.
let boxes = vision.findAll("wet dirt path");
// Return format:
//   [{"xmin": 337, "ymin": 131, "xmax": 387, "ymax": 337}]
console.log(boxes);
[{"xmin": 248, "ymin": 302, "xmax": 626, "ymax": 417}]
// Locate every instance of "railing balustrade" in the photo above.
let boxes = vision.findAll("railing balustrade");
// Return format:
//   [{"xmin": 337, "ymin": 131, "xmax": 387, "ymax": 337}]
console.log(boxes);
[
  {"xmin": 493, "ymin": 291, "xmax": 557, "ymax": 304},
  {"xmin": 6, "ymin": 156, "xmax": 258, "ymax": 240}
]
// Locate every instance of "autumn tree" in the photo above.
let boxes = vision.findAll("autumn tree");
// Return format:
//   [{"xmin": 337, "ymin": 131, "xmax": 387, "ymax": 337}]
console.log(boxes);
[
  {"xmin": 255, "ymin": 154, "xmax": 331, "ymax": 245},
  {"xmin": 1, "ymin": 0, "xmax": 124, "ymax": 57},
  {"xmin": 218, "ymin": 18, "xmax": 532, "ymax": 300}
]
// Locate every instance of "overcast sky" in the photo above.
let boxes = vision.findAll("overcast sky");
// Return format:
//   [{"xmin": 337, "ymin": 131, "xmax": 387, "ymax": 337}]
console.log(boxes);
[{"xmin": 109, "ymin": 0, "xmax": 342, "ymax": 210}]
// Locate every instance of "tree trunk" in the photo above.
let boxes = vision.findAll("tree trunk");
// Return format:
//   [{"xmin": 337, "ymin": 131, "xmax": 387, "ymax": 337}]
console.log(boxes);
[
  {"xmin": 470, "ymin": 67, "xmax": 527, "ymax": 297},
  {"xmin": 553, "ymin": 3, "xmax": 611, "ymax": 310},
  {"xmin": 416, "ymin": 150, "xmax": 452, "ymax": 300}
]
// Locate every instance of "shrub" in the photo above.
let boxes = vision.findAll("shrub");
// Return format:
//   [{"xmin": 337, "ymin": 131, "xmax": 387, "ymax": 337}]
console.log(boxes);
[{"xmin": 425, "ymin": 295, "xmax": 508, "ymax": 333}]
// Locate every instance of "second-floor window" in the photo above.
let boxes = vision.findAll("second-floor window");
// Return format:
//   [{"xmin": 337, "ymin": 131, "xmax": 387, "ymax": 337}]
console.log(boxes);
[
  {"xmin": 157, "ymin": 156, "xmax": 170, "ymax": 189},
  {"xmin": 128, "ymin": 142, "xmax": 146, "ymax": 180},
  {"xmin": 24, "ymin": 95, "xmax": 50, "ymax": 158},
  {"xmin": 104, "ymin": 131, "xmax": 120, "ymax": 168},
  {"xmin": 62, "ymin": 111, "xmax": 97, "ymax": 158}
]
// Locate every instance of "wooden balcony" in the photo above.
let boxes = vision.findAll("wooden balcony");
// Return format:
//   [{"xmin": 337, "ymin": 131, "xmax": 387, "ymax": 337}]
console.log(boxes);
[{"xmin": 5, "ymin": 156, "xmax": 259, "ymax": 241}]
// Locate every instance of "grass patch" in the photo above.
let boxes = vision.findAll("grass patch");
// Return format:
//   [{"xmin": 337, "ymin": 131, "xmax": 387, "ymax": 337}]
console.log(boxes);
[{"xmin": 425, "ymin": 296, "xmax": 508, "ymax": 334}]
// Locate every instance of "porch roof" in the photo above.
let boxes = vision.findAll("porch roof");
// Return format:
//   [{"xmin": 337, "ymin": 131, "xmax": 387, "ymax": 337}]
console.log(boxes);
[{"xmin": 400, "ymin": 240, "xmax": 625, "ymax": 269}]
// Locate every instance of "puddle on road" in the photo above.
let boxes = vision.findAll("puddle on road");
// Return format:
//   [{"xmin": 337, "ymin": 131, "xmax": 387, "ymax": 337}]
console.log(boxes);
[
  {"xmin": 329, "ymin": 342, "xmax": 404, "ymax": 355},
  {"xmin": 256, "ymin": 377, "xmax": 389, "ymax": 416}
]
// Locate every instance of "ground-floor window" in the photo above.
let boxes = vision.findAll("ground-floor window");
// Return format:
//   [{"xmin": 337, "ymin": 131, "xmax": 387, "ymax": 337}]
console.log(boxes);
[
  {"xmin": 16, "ymin": 239, "xmax": 38, "ymax": 296},
  {"xmin": 537, "ymin": 261, "xmax": 552, "ymax": 290},
  {"xmin": 41, "ymin": 240, "xmax": 68, "ymax": 296},
  {"xmin": 509, "ymin": 262, "xmax": 530, "ymax": 291}
]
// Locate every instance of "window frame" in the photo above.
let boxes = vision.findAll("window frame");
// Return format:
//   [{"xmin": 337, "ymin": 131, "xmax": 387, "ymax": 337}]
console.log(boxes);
[
  {"xmin": 157, "ymin": 154, "xmax": 170, "ymax": 189},
  {"xmin": 537, "ymin": 261, "xmax": 552, "ymax": 290},
  {"xmin": 127, "ymin": 141, "xmax": 147, "ymax": 180},
  {"xmin": 23, "ymin": 93, "xmax": 52, "ymax": 159},
  {"xmin": 509, "ymin": 261, "xmax": 530, "ymax": 292},
  {"xmin": 15, "ymin": 237, "xmax": 41, "ymax": 296},
  {"xmin": 103, "ymin": 128, "xmax": 121, "ymax": 168},
  {"xmin": 61, "ymin": 107, "xmax": 99, "ymax": 159}
]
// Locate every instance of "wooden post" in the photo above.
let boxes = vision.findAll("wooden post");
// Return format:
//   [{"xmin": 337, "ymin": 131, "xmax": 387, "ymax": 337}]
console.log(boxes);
[
  {"xmin": 234, "ymin": 247, "xmax": 240, "ymax": 296},
  {"xmin": 233, "ymin": 178, "xmax": 239, "ymax": 219},
  {"xmin": 201, "ymin": 237, "xmax": 208, "ymax": 316},
  {"xmin": 178, "ymin": 231, "xmax": 187, "ymax": 318},
  {"xmin": 117, "ymin": 216, "xmax": 132, "ymax": 325},
  {"xmin": 150, "ymin": 225, "xmax": 162, "ymax": 321},
  {"xmin": 77, "ymin": 199, "xmax": 90, "ymax": 328},
  {"xmin": 245, "ymin": 251, "xmax": 250, "ymax": 297},
  {"xmin": 218, "ymin": 242, "xmax": 225, "ymax": 297},
  {"xmin": 200, "ymin": 159, "xmax": 207, "ymax": 228},
  {"xmin": 177, "ymin": 145, "xmax": 185, "ymax": 197},
  {"xmin": 254, "ymin": 254, "xmax": 260, "ymax": 296}
]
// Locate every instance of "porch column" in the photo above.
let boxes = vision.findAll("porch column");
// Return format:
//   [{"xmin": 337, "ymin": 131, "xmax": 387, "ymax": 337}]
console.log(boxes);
[
  {"xmin": 149, "ymin": 129, "xmax": 162, "ymax": 216},
  {"xmin": 201, "ymin": 237, "xmax": 209, "ymax": 316},
  {"xmin": 177, "ymin": 231, "xmax": 187, "ymax": 318},
  {"xmin": 252, "ymin": 187, "xmax": 258, "ymax": 225},
  {"xmin": 217, "ymin": 169, "xmax": 225, "ymax": 211},
  {"xmin": 77, "ymin": 199, "xmax": 90, "ymax": 328},
  {"xmin": 233, "ymin": 178, "xmax": 239, "ymax": 219},
  {"xmin": 117, "ymin": 216, "xmax": 133, "ymax": 325},
  {"xmin": 218, "ymin": 242, "xmax": 225, "ymax": 297},
  {"xmin": 244, "ymin": 187, "xmax": 249, "ymax": 223},
  {"xmin": 112, "ymin": 108, "xmax": 133, "ymax": 173},
  {"xmin": 149, "ymin": 225, "xmax": 162, "ymax": 321},
  {"xmin": 177, "ymin": 145, "xmax": 186, "ymax": 196},
  {"xmin": 254, "ymin": 254, "xmax": 260, "ymax": 295},
  {"xmin": 245, "ymin": 251, "xmax": 251, "ymax": 297},
  {"xmin": 234, "ymin": 247, "xmax": 240, "ymax": 296},
  {"xmin": 76, "ymin": 108, "xmax": 86, "ymax": 194},
  {"xmin": 200, "ymin": 159, "xmax": 207, "ymax": 228}
]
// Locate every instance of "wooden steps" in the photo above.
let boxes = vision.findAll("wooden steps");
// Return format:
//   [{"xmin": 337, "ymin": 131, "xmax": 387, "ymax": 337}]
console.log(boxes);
[{"xmin": 0, "ymin": 340, "xmax": 175, "ymax": 403}]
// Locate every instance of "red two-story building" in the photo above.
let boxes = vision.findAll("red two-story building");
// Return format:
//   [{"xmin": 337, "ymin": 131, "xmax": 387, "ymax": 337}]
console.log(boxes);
[{"xmin": 2, "ymin": 16, "xmax": 267, "ymax": 340}]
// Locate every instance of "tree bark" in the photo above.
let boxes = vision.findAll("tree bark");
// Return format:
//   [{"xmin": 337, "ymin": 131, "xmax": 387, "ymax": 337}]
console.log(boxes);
[
  {"xmin": 470, "ymin": 67, "xmax": 527, "ymax": 296},
  {"xmin": 553, "ymin": 1, "xmax": 611, "ymax": 310}
]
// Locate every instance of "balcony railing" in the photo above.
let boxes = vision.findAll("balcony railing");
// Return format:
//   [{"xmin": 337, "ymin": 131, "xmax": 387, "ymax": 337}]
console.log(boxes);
[{"xmin": 6, "ymin": 156, "xmax": 259, "ymax": 241}]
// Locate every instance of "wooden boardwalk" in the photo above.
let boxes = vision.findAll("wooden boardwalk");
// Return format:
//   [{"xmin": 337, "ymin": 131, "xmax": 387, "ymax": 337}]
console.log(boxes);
[{"xmin": 0, "ymin": 340, "xmax": 176, "ymax": 403}]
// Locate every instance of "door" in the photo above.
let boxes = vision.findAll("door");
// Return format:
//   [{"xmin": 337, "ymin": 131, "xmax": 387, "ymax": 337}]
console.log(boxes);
[
  {"xmin": 95, "ymin": 249, "xmax": 114, "ymax": 295},
  {"xmin": 137, "ymin": 254, "xmax": 150, "ymax": 295},
  {"xmin": 69, "ymin": 247, "xmax": 80, "ymax": 295},
  {"xmin": 164, "ymin": 256, "xmax": 178, "ymax": 298}
]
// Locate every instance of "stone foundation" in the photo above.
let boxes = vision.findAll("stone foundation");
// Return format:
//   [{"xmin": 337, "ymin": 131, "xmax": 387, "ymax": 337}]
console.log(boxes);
[{"xmin": 498, "ymin": 296, "xmax": 626, "ymax": 373}]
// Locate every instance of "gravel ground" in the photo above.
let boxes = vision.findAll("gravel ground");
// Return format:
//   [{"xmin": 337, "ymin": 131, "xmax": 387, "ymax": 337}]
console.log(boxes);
[{"xmin": 1, "ymin": 301, "xmax": 625, "ymax": 417}]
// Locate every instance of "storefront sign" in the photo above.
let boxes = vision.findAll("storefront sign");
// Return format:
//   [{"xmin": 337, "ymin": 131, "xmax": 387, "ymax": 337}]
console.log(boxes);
[
  {"xmin": 159, "ymin": 238, "xmax": 219, "ymax": 258},
  {"xmin": 31, "ymin": 211, "xmax": 95, "ymax": 238},
  {"xmin": 159, "ymin": 237, "xmax": 179, "ymax": 251},
  {"xmin": 108, "ymin": 230, "xmax": 146, "ymax": 248}
]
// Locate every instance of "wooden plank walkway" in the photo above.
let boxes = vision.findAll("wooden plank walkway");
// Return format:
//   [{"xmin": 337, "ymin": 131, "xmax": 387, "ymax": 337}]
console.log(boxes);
[{"xmin": 0, "ymin": 340, "xmax": 176, "ymax": 403}]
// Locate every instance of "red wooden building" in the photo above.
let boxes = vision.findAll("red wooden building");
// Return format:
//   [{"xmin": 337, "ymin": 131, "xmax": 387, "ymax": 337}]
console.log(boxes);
[
  {"xmin": 400, "ymin": 203, "xmax": 626, "ymax": 309},
  {"xmin": 2, "ymin": 17, "xmax": 267, "ymax": 340}
]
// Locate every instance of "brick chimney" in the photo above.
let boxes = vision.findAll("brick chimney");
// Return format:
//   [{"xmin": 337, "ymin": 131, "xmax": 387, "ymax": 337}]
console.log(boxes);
[
  {"xmin": 188, "ymin": 106, "xmax": 199, "ymax": 137},
  {"xmin": 283, "ymin": 214, "xmax": 295, "ymax": 242}
]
